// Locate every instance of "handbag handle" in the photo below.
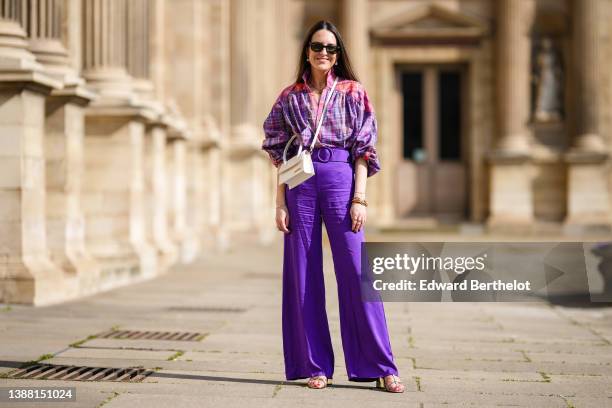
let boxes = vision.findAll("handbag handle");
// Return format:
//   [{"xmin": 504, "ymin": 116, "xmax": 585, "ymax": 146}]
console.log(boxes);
[
  {"xmin": 282, "ymin": 76, "xmax": 339, "ymax": 163},
  {"xmin": 282, "ymin": 134, "xmax": 300, "ymax": 163}
]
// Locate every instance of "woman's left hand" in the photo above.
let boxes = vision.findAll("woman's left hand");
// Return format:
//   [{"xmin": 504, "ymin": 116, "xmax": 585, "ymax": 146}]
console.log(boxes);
[{"xmin": 350, "ymin": 203, "xmax": 367, "ymax": 232}]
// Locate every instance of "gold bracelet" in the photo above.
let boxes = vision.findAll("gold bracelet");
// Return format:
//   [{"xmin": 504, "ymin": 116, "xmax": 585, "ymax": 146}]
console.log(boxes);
[{"xmin": 351, "ymin": 197, "xmax": 368, "ymax": 207}]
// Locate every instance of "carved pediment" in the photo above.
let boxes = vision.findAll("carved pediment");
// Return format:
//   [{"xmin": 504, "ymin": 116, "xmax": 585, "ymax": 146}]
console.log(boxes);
[{"xmin": 371, "ymin": 4, "xmax": 488, "ymax": 44}]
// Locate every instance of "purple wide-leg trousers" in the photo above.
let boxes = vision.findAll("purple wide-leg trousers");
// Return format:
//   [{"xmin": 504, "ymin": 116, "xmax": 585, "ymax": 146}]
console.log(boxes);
[{"xmin": 282, "ymin": 146, "xmax": 399, "ymax": 382}]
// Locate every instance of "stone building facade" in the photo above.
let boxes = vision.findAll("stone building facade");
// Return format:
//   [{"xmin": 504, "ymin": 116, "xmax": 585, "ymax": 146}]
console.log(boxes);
[{"xmin": 1, "ymin": 0, "xmax": 611, "ymax": 305}]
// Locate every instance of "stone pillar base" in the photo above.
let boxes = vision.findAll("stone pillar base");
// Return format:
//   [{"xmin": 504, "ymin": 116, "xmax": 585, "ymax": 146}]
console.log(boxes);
[
  {"xmin": 486, "ymin": 154, "xmax": 534, "ymax": 232},
  {"xmin": 132, "ymin": 241, "xmax": 158, "ymax": 278},
  {"xmin": 0, "ymin": 260, "xmax": 80, "ymax": 306},
  {"xmin": 179, "ymin": 237, "xmax": 200, "ymax": 264},
  {"xmin": 0, "ymin": 20, "xmax": 44, "ymax": 72},
  {"xmin": 166, "ymin": 135, "xmax": 189, "ymax": 263},
  {"xmin": 46, "ymin": 86, "xmax": 103, "ymax": 299},
  {"xmin": 154, "ymin": 240, "xmax": 178, "ymax": 273},
  {"xmin": 0, "ymin": 76, "xmax": 68, "ymax": 306},
  {"xmin": 83, "ymin": 106, "xmax": 157, "ymax": 287},
  {"xmin": 564, "ymin": 150, "xmax": 611, "ymax": 235},
  {"xmin": 66, "ymin": 253, "xmax": 102, "ymax": 297},
  {"xmin": 95, "ymin": 251, "xmax": 141, "ymax": 292},
  {"xmin": 226, "ymin": 134, "xmax": 269, "ymax": 241},
  {"xmin": 148, "ymin": 124, "xmax": 179, "ymax": 271},
  {"xmin": 215, "ymin": 228, "xmax": 231, "ymax": 253},
  {"xmin": 486, "ymin": 217, "xmax": 535, "ymax": 235}
]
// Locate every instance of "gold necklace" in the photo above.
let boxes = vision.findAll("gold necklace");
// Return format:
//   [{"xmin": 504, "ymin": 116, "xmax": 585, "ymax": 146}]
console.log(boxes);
[{"xmin": 309, "ymin": 80, "xmax": 325, "ymax": 94}]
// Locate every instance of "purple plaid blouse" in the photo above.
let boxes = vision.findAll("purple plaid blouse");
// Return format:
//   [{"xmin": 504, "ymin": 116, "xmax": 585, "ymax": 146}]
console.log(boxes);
[{"xmin": 261, "ymin": 69, "xmax": 381, "ymax": 177}]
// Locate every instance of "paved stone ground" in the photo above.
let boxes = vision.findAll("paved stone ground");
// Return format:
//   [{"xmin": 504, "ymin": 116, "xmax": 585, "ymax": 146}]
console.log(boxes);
[{"xmin": 1, "ymin": 232, "xmax": 612, "ymax": 408}]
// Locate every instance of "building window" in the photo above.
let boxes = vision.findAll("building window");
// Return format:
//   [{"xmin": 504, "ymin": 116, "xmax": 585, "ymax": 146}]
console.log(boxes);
[{"xmin": 402, "ymin": 72, "xmax": 423, "ymax": 161}]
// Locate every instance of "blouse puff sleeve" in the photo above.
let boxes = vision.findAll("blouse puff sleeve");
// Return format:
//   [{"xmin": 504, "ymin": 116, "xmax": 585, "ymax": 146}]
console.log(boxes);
[
  {"xmin": 262, "ymin": 93, "xmax": 290, "ymax": 169},
  {"xmin": 349, "ymin": 83, "xmax": 381, "ymax": 177}
]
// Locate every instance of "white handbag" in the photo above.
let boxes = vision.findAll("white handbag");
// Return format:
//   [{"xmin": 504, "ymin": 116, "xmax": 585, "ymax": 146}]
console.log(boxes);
[{"xmin": 278, "ymin": 77, "xmax": 338, "ymax": 189}]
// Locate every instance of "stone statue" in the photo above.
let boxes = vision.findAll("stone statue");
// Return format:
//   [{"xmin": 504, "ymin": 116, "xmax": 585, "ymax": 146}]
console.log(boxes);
[{"xmin": 532, "ymin": 37, "xmax": 564, "ymax": 123}]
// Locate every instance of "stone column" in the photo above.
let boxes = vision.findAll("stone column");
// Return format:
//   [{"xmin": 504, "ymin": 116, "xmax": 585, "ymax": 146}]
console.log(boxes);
[
  {"xmin": 254, "ymin": 0, "xmax": 281, "ymax": 245},
  {"xmin": 564, "ymin": 0, "xmax": 610, "ymax": 232},
  {"xmin": 340, "ymin": 0, "xmax": 369, "ymax": 86},
  {"xmin": 230, "ymin": 0, "xmax": 255, "ymax": 137},
  {"xmin": 210, "ymin": 0, "xmax": 231, "ymax": 251},
  {"xmin": 200, "ymin": 118, "xmax": 223, "ymax": 251},
  {"xmin": 45, "ymin": 89, "xmax": 101, "ymax": 295},
  {"xmin": 62, "ymin": 0, "xmax": 82, "ymax": 74},
  {"xmin": 25, "ymin": 0, "xmax": 80, "ymax": 84},
  {"xmin": 183, "ymin": 140, "xmax": 204, "ymax": 261},
  {"xmin": 487, "ymin": 0, "xmax": 535, "ymax": 232},
  {"xmin": 0, "ymin": 0, "xmax": 71, "ymax": 305},
  {"xmin": 495, "ymin": 0, "xmax": 534, "ymax": 154},
  {"xmin": 163, "ymin": 0, "xmax": 206, "ymax": 260},
  {"xmin": 149, "ymin": 121, "xmax": 178, "ymax": 270},
  {"xmin": 21, "ymin": 0, "xmax": 102, "ymax": 296},
  {"xmin": 0, "ymin": 85, "xmax": 78, "ymax": 306},
  {"xmin": 124, "ymin": 0, "xmax": 160, "ymax": 274},
  {"xmin": 127, "ymin": 0, "xmax": 156, "ymax": 102},
  {"xmin": 372, "ymin": 51, "xmax": 396, "ymax": 226},
  {"xmin": 146, "ymin": 0, "xmax": 180, "ymax": 270},
  {"xmin": 198, "ymin": 1, "xmax": 225, "ymax": 251},
  {"xmin": 0, "ymin": 0, "xmax": 40, "ymax": 69},
  {"xmin": 228, "ymin": 0, "xmax": 267, "ymax": 239},
  {"xmin": 166, "ymin": 131, "xmax": 188, "ymax": 252},
  {"xmin": 82, "ymin": 0, "xmax": 159, "ymax": 284},
  {"xmin": 149, "ymin": 0, "xmax": 165, "ymax": 102},
  {"xmin": 81, "ymin": 0, "xmax": 133, "ymax": 102}
]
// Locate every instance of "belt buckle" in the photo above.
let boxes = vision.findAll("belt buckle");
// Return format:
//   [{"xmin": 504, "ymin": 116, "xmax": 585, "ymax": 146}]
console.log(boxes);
[{"xmin": 315, "ymin": 147, "xmax": 332, "ymax": 163}]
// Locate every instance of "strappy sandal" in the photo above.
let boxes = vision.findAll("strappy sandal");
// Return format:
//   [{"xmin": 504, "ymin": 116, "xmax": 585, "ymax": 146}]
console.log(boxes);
[
  {"xmin": 375, "ymin": 374, "xmax": 405, "ymax": 393},
  {"xmin": 307, "ymin": 375, "xmax": 331, "ymax": 389}
]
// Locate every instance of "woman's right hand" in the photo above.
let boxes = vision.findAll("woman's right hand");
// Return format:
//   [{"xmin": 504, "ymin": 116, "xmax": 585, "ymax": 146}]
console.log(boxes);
[{"xmin": 276, "ymin": 204, "xmax": 290, "ymax": 233}]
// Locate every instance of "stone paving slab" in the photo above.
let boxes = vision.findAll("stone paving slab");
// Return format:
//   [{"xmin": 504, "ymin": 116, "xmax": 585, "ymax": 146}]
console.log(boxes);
[
  {"xmin": 105, "ymin": 394, "xmax": 421, "ymax": 408},
  {"xmin": 194, "ymin": 333, "xmax": 285, "ymax": 354},
  {"xmin": 73, "ymin": 338, "xmax": 213, "ymax": 352},
  {"xmin": 408, "ymin": 327, "xmax": 603, "ymax": 344},
  {"xmin": 41, "ymin": 356, "xmax": 274, "ymax": 373},
  {"xmin": 565, "ymin": 396, "xmax": 612, "ymax": 408},
  {"xmin": 526, "ymin": 351, "xmax": 612, "ymax": 364},
  {"xmin": 407, "ymin": 393, "xmax": 569, "ymax": 407},
  {"xmin": 417, "ymin": 376, "xmax": 611, "ymax": 398},
  {"xmin": 548, "ymin": 373, "xmax": 612, "ymax": 387},
  {"xmin": 413, "ymin": 368, "xmax": 544, "ymax": 383},
  {"xmin": 173, "ymin": 353, "xmax": 286, "ymax": 375},
  {"xmin": 54, "ymin": 347, "xmax": 177, "ymax": 361},
  {"xmin": 412, "ymin": 356, "xmax": 612, "ymax": 376},
  {"xmin": 397, "ymin": 348, "xmax": 527, "ymax": 362},
  {"xmin": 412, "ymin": 339, "xmax": 611, "ymax": 354}
]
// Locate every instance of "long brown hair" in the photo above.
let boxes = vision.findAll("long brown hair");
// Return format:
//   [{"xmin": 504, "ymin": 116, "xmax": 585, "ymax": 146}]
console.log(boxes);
[{"xmin": 295, "ymin": 20, "xmax": 359, "ymax": 84}]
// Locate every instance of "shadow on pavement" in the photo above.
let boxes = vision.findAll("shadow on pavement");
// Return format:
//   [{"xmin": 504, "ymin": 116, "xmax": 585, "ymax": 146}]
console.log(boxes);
[
  {"xmin": 0, "ymin": 361, "xmax": 377, "ymax": 391},
  {"xmin": 149, "ymin": 372, "xmax": 378, "ymax": 390},
  {"xmin": 544, "ymin": 292, "xmax": 612, "ymax": 309}
]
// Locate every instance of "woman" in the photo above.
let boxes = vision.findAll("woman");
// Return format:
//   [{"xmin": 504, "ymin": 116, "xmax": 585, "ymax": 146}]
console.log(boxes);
[{"xmin": 261, "ymin": 20, "xmax": 405, "ymax": 393}]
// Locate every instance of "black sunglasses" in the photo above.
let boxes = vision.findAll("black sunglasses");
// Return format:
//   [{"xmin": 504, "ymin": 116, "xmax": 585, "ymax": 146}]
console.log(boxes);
[{"xmin": 309, "ymin": 42, "xmax": 340, "ymax": 54}]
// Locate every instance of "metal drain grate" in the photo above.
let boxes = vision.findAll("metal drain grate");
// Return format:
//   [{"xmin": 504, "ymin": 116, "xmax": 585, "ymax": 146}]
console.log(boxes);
[
  {"xmin": 167, "ymin": 306, "xmax": 246, "ymax": 313},
  {"xmin": 96, "ymin": 329, "xmax": 205, "ymax": 341},
  {"xmin": 6, "ymin": 363, "xmax": 153, "ymax": 382}
]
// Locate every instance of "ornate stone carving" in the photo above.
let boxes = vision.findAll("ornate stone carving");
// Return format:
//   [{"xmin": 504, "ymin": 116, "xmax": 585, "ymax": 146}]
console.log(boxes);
[{"xmin": 532, "ymin": 37, "xmax": 564, "ymax": 123}]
